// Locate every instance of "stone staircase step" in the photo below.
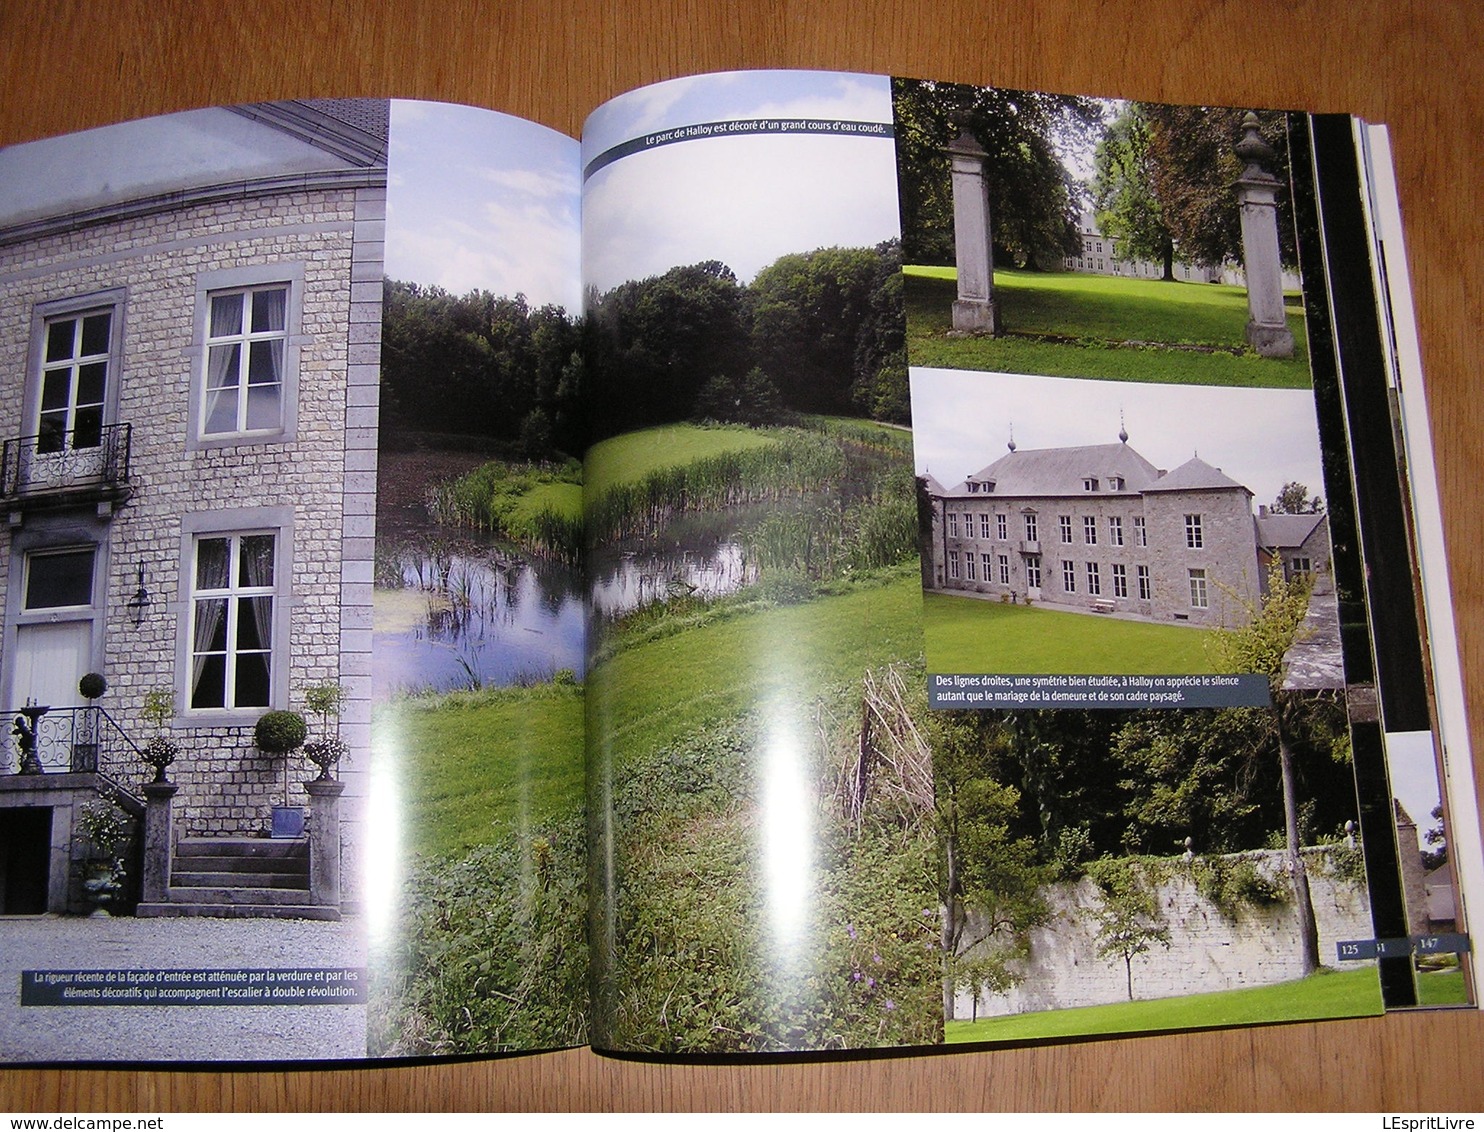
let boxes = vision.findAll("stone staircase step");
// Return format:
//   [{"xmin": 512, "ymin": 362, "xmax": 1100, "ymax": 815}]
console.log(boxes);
[
  {"xmin": 175, "ymin": 837, "xmax": 308, "ymax": 858},
  {"xmin": 172, "ymin": 870, "xmax": 309, "ymax": 889},
  {"xmin": 137, "ymin": 901, "xmax": 340, "ymax": 921},
  {"xmin": 172, "ymin": 855, "xmax": 309, "ymax": 875},
  {"xmin": 164, "ymin": 886, "xmax": 311, "ymax": 905}
]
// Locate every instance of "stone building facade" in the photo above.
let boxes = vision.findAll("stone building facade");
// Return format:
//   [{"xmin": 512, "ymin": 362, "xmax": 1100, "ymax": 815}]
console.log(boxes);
[
  {"xmin": 922, "ymin": 436, "xmax": 1314, "ymax": 628},
  {"xmin": 0, "ymin": 101, "xmax": 385, "ymax": 913}
]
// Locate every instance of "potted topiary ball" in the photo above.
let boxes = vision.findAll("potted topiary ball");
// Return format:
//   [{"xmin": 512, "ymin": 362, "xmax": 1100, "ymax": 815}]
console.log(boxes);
[
  {"xmin": 302, "ymin": 681, "xmax": 349, "ymax": 781},
  {"xmin": 254, "ymin": 710, "xmax": 308, "ymax": 838}
]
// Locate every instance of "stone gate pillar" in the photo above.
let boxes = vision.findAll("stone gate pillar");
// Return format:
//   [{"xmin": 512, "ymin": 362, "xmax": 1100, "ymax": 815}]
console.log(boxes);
[
  {"xmin": 141, "ymin": 781, "xmax": 178, "ymax": 903},
  {"xmin": 305, "ymin": 777, "xmax": 345, "ymax": 910},
  {"xmin": 1234, "ymin": 112, "xmax": 1295, "ymax": 358},
  {"xmin": 948, "ymin": 128, "xmax": 1001, "ymax": 335}
]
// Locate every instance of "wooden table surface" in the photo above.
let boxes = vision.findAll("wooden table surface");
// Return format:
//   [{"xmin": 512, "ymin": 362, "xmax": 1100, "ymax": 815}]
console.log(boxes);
[{"xmin": 3, "ymin": 0, "xmax": 1482, "ymax": 1112}]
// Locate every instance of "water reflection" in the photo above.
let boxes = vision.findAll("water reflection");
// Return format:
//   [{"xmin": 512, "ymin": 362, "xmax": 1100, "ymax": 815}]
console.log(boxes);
[{"xmin": 373, "ymin": 533, "xmax": 586, "ymax": 699}]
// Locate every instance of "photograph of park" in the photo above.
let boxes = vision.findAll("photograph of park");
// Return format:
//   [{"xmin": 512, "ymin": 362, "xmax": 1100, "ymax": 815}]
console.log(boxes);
[
  {"xmin": 890, "ymin": 79, "xmax": 1311, "ymax": 390},
  {"xmin": 366, "ymin": 101, "xmax": 589, "ymax": 1056}
]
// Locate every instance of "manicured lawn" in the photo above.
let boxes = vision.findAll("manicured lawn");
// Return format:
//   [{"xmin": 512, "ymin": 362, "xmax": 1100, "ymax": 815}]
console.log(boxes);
[
  {"xmin": 584, "ymin": 423, "xmax": 785, "ymax": 494},
  {"xmin": 945, "ymin": 966, "xmax": 1382, "ymax": 1044},
  {"xmin": 589, "ymin": 568, "xmax": 926, "ymax": 765},
  {"xmin": 905, "ymin": 268, "xmax": 1311, "ymax": 388},
  {"xmin": 923, "ymin": 591, "xmax": 1219, "ymax": 675},
  {"xmin": 373, "ymin": 681, "xmax": 585, "ymax": 859},
  {"xmin": 1417, "ymin": 967, "xmax": 1469, "ymax": 1006}
]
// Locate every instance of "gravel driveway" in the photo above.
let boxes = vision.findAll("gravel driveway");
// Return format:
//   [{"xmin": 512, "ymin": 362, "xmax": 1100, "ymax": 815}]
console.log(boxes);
[{"xmin": 0, "ymin": 914, "xmax": 366, "ymax": 1063}]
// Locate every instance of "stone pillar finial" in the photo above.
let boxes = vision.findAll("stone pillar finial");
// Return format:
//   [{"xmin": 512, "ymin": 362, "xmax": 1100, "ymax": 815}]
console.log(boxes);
[
  {"xmin": 1233, "ymin": 112, "xmax": 1295, "ymax": 359},
  {"xmin": 947, "ymin": 127, "xmax": 1001, "ymax": 336}
]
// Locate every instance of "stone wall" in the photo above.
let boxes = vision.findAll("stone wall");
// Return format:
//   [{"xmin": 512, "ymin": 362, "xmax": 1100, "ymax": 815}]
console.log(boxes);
[
  {"xmin": 0, "ymin": 185, "xmax": 374, "ymax": 837},
  {"xmin": 956, "ymin": 847, "xmax": 1372, "ymax": 1019}
]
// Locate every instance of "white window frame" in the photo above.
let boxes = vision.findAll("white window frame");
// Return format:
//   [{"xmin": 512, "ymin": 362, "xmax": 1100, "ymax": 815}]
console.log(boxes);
[
  {"xmin": 1185, "ymin": 513, "xmax": 1204, "ymax": 550},
  {"xmin": 1109, "ymin": 516, "xmax": 1123, "ymax": 546},
  {"xmin": 188, "ymin": 264, "xmax": 305, "ymax": 450},
  {"xmin": 1137, "ymin": 565, "xmax": 1151, "ymax": 600},
  {"xmin": 996, "ymin": 554, "xmax": 1009, "ymax": 585},
  {"xmin": 948, "ymin": 550, "xmax": 960, "ymax": 580},
  {"xmin": 177, "ymin": 507, "xmax": 294, "ymax": 722},
  {"xmin": 947, "ymin": 512, "xmax": 959, "ymax": 539},
  {"xmin": 1023, "ymin": 512, "xmax": 1039, "ymax": 543},
  {"xmin": 1058, "ymin": 515, "xmax": 1073, "ymax": 544},
  {"xmin": 1083, "ymin": 516, "xmax": 1097, "ymax": 545},
  {"xmin": 23, "ymin": 290, "xmax": 126, "ymax": 459},
  {"xmin": 1134, "ymin": 516, "xmax": 1147, "ymax": 547},
  {"xmin": 1025, "ymin": 556, "xmax": 1041, "ymax": 589},
  {"xmin": 1189, "ymin": 568, "xmax": 1209, "ymax": 609},
  {"xmin": 1086, "ymin": 561, "xmax": 1101, "ymax": 596},
  {"xmin": 979, "ymin": 514, "xmax": 992, "ymax": 540},
  {"xmin": 1112, "ymin": 563, "xmax": 1128, "ymax": 599},
  {"xmin": 965, "ymin": 553, "xmax": 977, "ymax": 582},
  {"xmin": 1062, "ymin": 560, "xmax": 1076, "ymax": 593}
]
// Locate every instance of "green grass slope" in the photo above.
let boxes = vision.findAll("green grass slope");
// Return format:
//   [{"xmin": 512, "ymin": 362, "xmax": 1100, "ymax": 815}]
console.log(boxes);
[
  {"xmin": 923, "ymin": 591, "xmax": 1218, "ymax": 674},
  {"xmin": 905, "ymin": 268, "xmax": 1311, "ymax": 388}
]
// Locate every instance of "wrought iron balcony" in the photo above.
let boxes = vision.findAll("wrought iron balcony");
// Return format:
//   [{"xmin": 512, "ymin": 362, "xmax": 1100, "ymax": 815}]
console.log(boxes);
[
  {"xmin": 0, "ymin": 423, "xmax": 132, "ymax": 508},
  {"xmin": 2, "ymin": 703, "xmax": 149, "ymax": 797}
]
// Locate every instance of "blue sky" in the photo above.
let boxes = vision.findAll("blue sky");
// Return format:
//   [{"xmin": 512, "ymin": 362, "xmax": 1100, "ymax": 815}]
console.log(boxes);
[
  {"xmin": 580, "ymin": 70, "xmax": 901, "ymax": 292},
  {"xmin": 910, "ymin": 368, "xmax": 1328, "ymax": 510},
  {"xmin": 385, "ymin": 101, "xmax": 582, "ymax": 311}
]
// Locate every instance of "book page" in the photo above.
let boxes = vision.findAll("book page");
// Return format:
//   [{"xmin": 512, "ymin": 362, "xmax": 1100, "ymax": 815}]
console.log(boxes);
[
  {"xmin": 0, "ymin": 97, "xmax": 591, "ymax": 1062},
  {"xmin": 577, "ymin": 70, "xmax": 1473, "ymax": 1054}
]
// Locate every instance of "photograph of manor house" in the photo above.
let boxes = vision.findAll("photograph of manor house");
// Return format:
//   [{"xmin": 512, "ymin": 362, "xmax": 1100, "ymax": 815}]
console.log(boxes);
[
  {"xmin": 922, "ymin": 433, "xmax": 1331, "ymax": 627},
  {"xmin": 0, "ymin": 99, "xmax": 386, "ymax": 920},
  {"xmin": 911, "ymin": 369, "xmax": 1339, "ymax": 679}
]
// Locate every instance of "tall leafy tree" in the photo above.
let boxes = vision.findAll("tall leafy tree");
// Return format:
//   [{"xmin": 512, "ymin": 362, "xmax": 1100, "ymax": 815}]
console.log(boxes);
[
  {"xmin": 929, "ymin": 712, "xmax": 1047, "ymax": 1020},
  {"xmin": 892, "ymin": 79, "xmax": 1103, "ymax": 269},
  {"xmin": 1092, "ymin": 103, "xmax": 1176, "ymax": 280},
  {"xmin": 1143, "ymin": 103, "xmax": 1297, "ymax": 269}
]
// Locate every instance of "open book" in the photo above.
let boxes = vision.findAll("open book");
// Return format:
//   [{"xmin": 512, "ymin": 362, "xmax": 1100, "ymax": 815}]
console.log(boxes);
[{"xmin": 0, "ymin": 70, "xmax": 1476, "ymax": 1062}]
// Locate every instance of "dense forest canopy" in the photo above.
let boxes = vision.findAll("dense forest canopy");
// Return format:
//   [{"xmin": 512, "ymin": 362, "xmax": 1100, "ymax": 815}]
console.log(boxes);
[{"xmin": 380, "ymin": 240, "xmax": 908, "ymax": 454}]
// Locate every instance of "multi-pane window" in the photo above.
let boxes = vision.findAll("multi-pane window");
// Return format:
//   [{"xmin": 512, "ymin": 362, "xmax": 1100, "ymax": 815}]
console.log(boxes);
[
  {"xmin": 1086, "ymin": 562, "xmax": 1101, "ymax": 595},
  {"xmin": 189, "ymin": 532, "xmax": 277, "ymax": 710},
  {"xmin": 979, "ymin": 514, "xmax": 992, "ymax": 540},
  {"xmin": 1291, "ymin": 557, "xmax": 1312, "ymax": 578},
  {"xmin": 1059, "ymin": 515, "xmax": 1073, "ymax": 544},
  {"xmin": 965, "ymin": 553, "xmax": 977, "ymax": 581},
  {"xmin": 1112, "ymin": 563, "xmax": 1127, "ymax": 598},
  {"xmin": 1189, "ymin": 567, "xmax": 1209, "ymax": 609},
  {"xmin": 948, "ymin": 550, "xmax": 961, "ymax": 579},
  {"xmin": 947, "ymin": 512, "xmax": 959, "ymax": 538},
  {"xmin": 1083, "ymin": 477, "xmax": 1099, "ymax": 492},
  {"xmin": 1083, "ymin": 516, "xmax": 1097, "ymax": 545},
  {"xmin": 1109, "ymin": 516, "xmax": 1124, "ymax": 546},
  {"xmin": 997, "ymin": 554, "xmax": 1009, "ymax": 585},
  {"xmin": 1025, "ymin": 556, "xmax": 1042, "ymax": 589},
  {"xmin": 1185, "ymin": 514, "xmax": 1204, "ymax": 549},
  {"xmin": 38, "ymin": 310, "xmax": 111, "ymax": 453},
  {"xmin": 202, "ymin": 285, "xmax": 288, "ymax": 437},
  {"xmin": 1024, "ymin": 513, "xmax": 1039, "ymax": 543},
  {"xmin": 1062, "ymin": 560, "xmax": 1076, "ymax": 593},
  {"xmin": 981, "ymin": 552, "xmax": 993, "ymax": 582},
  {"xmin": 996, "ymin": 513, "xmax": 1008, "ymax": 541},
  {"xmin": 1137, "ymin": 565, "xmax": 1151, "ymax": 600},
  {"xmin": 1134, "ymin": 516, "xmax": 1147, "ymax": 547}
]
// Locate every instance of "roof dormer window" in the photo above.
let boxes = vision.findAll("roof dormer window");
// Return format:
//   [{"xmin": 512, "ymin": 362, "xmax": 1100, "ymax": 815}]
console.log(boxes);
[{"xmin": 1083, "ymin": 477, "xmax": 1099, "ymax": 492}]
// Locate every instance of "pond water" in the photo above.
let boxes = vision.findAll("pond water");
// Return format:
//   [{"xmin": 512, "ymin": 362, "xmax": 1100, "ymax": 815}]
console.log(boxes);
[
  {"xmin": 372, "ymin": 437, "xmax": 906, "ymax": 698},
  {"xmin": 372, "ymin": 512, "xmax": 753, "ymax": 699}
]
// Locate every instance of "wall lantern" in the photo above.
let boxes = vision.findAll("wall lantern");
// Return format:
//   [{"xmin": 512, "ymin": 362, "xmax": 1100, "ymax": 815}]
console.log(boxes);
[{"xmin": 125, "ymin": 563, "xmax": 152, "ymax": 626}]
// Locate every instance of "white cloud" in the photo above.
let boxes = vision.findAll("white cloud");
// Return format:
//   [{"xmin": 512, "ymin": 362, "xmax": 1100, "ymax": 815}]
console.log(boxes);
[
  {"xmin": 385, "ymin": 100, "xmax": 582, "ymax": 311},
  {"xmin": 582, "ymin": 132, "xmax": 901, "ymax": 291}
]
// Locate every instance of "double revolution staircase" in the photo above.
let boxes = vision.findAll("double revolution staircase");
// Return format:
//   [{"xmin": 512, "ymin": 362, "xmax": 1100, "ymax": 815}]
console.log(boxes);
[{"xmin": 137, "ymin": 837, "xmax": 340, "ymax": 921}]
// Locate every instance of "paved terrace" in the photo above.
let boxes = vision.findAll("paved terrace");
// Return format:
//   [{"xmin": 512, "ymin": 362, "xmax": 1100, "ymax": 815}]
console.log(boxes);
[{"xmin": 0, "ymin": 914, "xmax": 365, "ymax": 1062}]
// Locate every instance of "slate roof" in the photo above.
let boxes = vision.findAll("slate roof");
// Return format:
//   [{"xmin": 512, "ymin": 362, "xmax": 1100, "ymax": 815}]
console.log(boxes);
[
  {"xmin": 948, "ymin": 442, "xmax": 1163, "ymax": 498},
  {"xmin": 1255, "ymin": 511, "xmax": 1325, "ymax": 549},
  {"xmin": 1141, "ymin": 455, "xmax": 1249, "ymax": 494}
]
